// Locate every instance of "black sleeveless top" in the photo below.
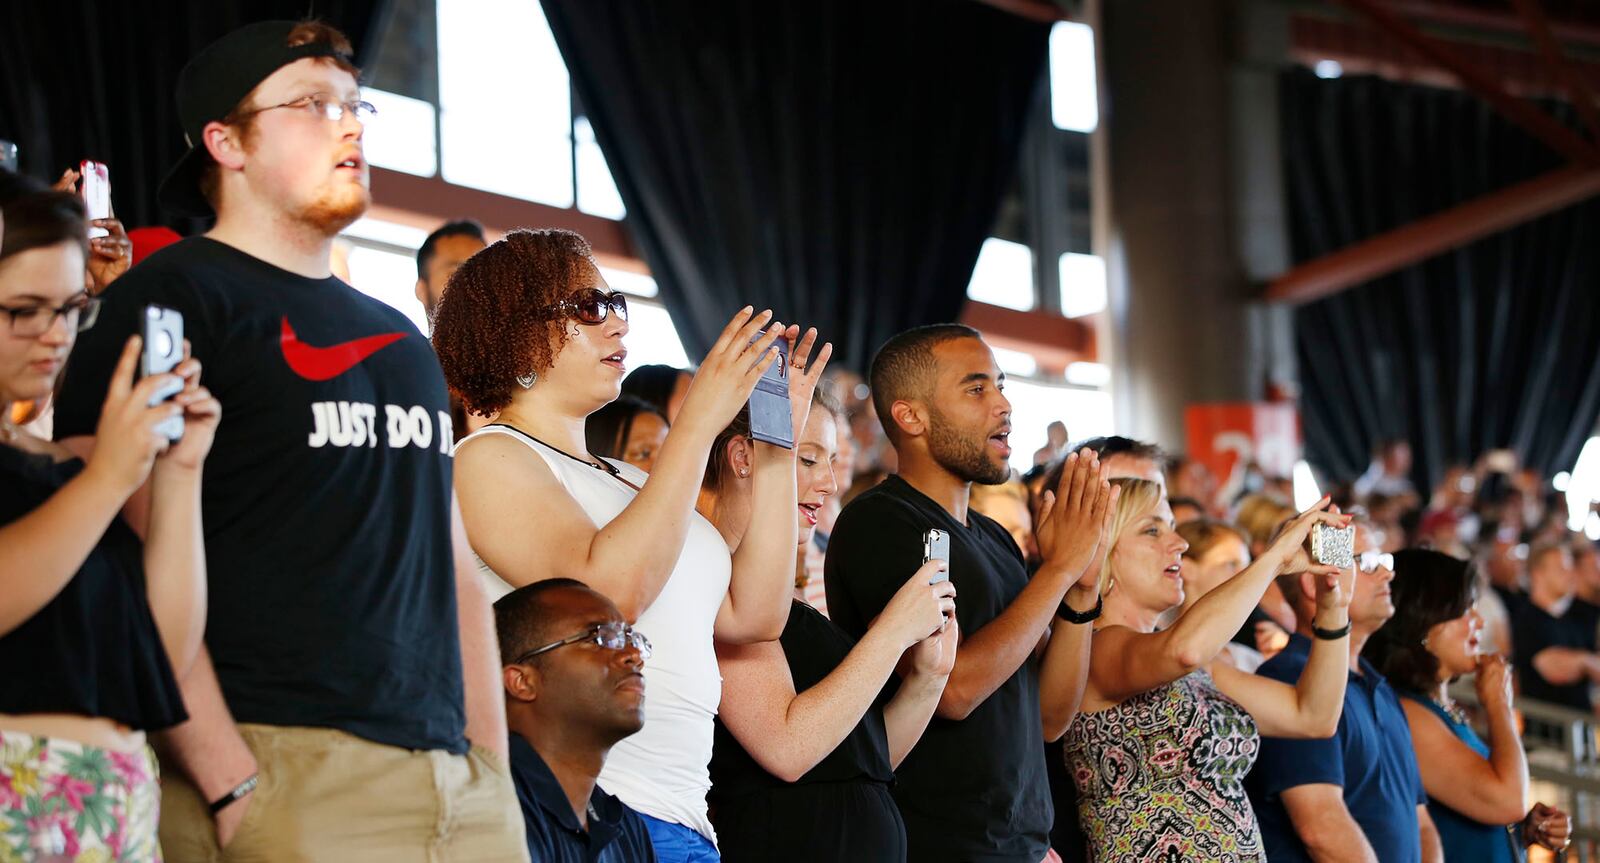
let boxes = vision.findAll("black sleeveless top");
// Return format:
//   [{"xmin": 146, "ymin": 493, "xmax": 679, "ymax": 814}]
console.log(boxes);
[
  {"xmin": 0, "ymin": 445, "xmax": 186, "ymax": 730},
  {"xmin": 708, "ymin": 599, "xmax": 905, "ymax": 862}
]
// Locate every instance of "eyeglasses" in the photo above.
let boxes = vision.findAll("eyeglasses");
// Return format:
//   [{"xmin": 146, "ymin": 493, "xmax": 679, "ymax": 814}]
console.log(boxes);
[
  {"xmin": 1359, "ymin": 551, "xmax": 1394, "ymax": 573},
  {"xmin": 510, "ymin": 621, "xmax": 651, "ymax": 665},
  {"xmin": 240, "ymin": 93, "xmax": 377, "ymax": 125},
  {"xmin": 549, "ymin": 289, "xmax": 628, "ymax": 326},
  {"xmin": 1, "ymin": 295, "xmax": 101, "ymax": 338}
]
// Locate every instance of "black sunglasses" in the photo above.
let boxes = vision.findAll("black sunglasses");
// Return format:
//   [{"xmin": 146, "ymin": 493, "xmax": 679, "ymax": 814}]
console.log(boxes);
[{"xmin": 550, "ymin": 288, "xmax": 628, "ymax": 326}]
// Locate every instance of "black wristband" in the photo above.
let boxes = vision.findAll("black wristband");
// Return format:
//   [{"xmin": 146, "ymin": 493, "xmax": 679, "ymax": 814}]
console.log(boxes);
[
  {"xmin": 208, "ymin": 774, "xmax": 258, "ymax": 816},
  {"xmin": 1312, "ymin": 620, "xmax": 1351, "ymax": 641},
  {"xmin": 1057, "ymin": 595, "xmax": 1103, "ymax": 624}
]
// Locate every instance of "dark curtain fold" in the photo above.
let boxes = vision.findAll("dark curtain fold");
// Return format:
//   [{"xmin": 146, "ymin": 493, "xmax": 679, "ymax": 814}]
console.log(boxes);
[
  {"xmin": 1283, "ymin": 67, "xmax": 1600, "ymax": 489},
  {"xmin": 540, "ymin": 0, "xmax": 1050, "ymax": 369},
  {"xmin": 0, "ymin": 1, "xmax": 389, "ymax": 234}
]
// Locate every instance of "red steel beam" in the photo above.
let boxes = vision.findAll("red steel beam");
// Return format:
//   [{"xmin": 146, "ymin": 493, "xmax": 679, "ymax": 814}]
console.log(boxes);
[
  {"xmin": 971, "ymin": 0, "xmax": 1070, "ymax": 24},
  {"xmin": 1510, "ymin": 0, "xmax": 1600, "ymax": 144},
  {"xmin": 1267, "ymin": 164, "xmax": 1600, "ymax": 304},
  {"xmin": 959, "ymin": 300, "xmax": 1097, "ymax": 371},
  {"xmin": 1335, "ymin": 0, "xmax": 1600, "ymax": 166}
]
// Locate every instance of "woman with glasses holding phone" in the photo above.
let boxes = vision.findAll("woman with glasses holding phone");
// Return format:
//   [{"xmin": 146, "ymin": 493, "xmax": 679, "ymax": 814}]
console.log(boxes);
[
  {"xmin": 1363, "ymin": 549, "xmax": 1572, "ymax": 862},
  {"xmin": 700, "ymin": 389, "xmax": 957, "ymax": 862},
  {"xmin": 0, "ymin": 180, "xmax": 220, "ymax": 858},
  {"xmin": 435, "ymin": 227, "xmax": 829, "ymax": 861}
]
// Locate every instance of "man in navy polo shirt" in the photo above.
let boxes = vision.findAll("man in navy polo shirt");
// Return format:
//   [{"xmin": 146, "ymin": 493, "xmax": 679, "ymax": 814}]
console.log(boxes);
[
  {"xmin": 495, "ymin": 579, "xmax": 657, "ymax": 863},
  {"xmin": 1247, "ymin": 520, "xmax": 1444, "ymax": 863}
]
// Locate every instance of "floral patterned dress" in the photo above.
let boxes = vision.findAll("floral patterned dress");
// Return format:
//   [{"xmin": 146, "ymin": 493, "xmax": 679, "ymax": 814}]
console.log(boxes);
[{"xmin": 1062, "ymin": 669, "xmax": 1264, "ymax": 862}]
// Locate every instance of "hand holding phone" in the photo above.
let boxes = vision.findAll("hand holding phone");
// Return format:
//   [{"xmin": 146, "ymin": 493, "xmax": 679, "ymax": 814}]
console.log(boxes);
[
  {"xmin": 79, "ymin": 161, "xmax": 111, "ymax": 239},
  {"xmin": 747, "ymin": 335, "xmax": 794, "ymax": 449}
]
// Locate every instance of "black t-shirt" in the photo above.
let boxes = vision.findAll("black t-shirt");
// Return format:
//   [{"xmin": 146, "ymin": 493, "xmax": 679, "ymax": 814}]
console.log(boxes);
[
  {"xmin": 709, "ymin": 600, "xmax": 904, "ymax": 862},
  {"xmin": 0, "ymin": 446, "xmax": 187, "ymax": 730},
  {"xmin": 53, "ymin": 237, "xmax": 465, "ymax": 753},
  {"xmin": 1512, "ymin": 599, "xmax": 1595, "ymax": 712},
  {"xmin": 825, "ymin": 475, "xmax": 1051, "ymax": 863}
]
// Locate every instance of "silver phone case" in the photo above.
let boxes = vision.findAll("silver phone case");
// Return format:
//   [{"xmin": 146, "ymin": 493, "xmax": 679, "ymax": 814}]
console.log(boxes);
[{"xmin": 1310, "ymin": 523, "xmax": 1355, "ymax": 569}]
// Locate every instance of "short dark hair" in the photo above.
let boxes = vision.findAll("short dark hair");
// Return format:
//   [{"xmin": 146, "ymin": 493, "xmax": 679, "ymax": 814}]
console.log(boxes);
[
  {"xmin": 1041, "ymin": 436, "xmax": 1167, "ymax": 499},
  {"xmin": 867, "ymin": 323, "xmax": 983, "ymax": 444},
  {"xmin": 493, "ymin": 577, "xmax": 592, "ymax": 665},
  {"xmin": 620, "ymin": 364, "xmax": 690, "ymax": 420},
  {"xmin": 1, "ymin": 188, "xmax": 87, "ymax": 263},
  {"xmin": 417, "ymin": 219, "xmax": 487, "ymax": 280},
  {"xmin": 1168, "ymin": 495, "xmax": 1207, "ymax": 516},
  {"xmin": 1362, "ymin": 549, "xmax": 1478, "ymax": 694},
  {"xmin": 586, "ymin": 395, "xmax": 666, "ymax": 461}
]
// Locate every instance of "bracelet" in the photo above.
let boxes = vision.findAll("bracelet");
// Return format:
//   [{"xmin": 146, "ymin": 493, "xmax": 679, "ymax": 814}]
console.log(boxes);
[
  {"xmin": 1056, "ymin": 595, "xmax": 1103, "ymax": 624},
  {"xmin": 208, "ymin": 773, "xmax": 258, "ymax": 816},
  {"xmin": 1312, "ymin": 620, "xmax": 1351, "ymax": 641}
]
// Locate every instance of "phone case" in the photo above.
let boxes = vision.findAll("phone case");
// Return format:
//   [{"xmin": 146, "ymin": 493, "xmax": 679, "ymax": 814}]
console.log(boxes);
[
  {"xmin": 747, "ymin": 339, "xmax": 794, "ymax": 449},
  {"xmin": 924, "ymin": 529, "xmax": 950, "ymax": 583},
  {"xmin": 141, "ymin": 305, "xmax": 185, "ymax": 443},
  {"xmin": 79, "ymin": 160, "xmax": 110, "ymax": 239},
  {"xmin": 1310, "ymin": 523, "xmax": 1355, "ymax": 569}
]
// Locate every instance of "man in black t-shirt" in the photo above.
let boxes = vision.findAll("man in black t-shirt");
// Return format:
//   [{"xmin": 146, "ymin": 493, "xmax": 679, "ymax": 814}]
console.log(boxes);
[
  {"xmin": 1512, "ymin": 541, "xmax": 1600, "ymax": 714},
  {"xmin": 825, "ymin": 324, "xmax": 1113, "ymax": 863},
  {"xmin": 53, "ymin": 21, "xmax": 523, "ymax": 861}
]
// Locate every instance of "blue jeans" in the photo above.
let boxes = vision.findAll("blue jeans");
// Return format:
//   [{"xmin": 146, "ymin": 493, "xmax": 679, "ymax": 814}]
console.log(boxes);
[{"xmin": 640, "ymin": 814, "xmax": 720, "ymax": 863}]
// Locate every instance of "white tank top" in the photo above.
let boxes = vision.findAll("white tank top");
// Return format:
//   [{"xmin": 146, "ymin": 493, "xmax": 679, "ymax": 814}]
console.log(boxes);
[{"xmin": 456, "ymin": 425, "xmax": 731, "ymax": 843}]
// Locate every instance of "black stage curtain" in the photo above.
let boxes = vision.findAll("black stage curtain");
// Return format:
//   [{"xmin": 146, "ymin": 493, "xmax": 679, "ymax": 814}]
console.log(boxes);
[
  {"xmin": 0, "ymin": 1, "xmax": 388, "ymax": 234},
  {"xmin": 540, "ymin": 0, "xmax": 1050, "ymax": 369},
  {"xmin": 1283, "ymin": 67, "xmax": 1600, "ymax": 489}
]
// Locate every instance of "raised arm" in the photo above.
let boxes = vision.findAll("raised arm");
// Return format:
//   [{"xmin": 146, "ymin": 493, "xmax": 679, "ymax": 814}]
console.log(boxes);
[
  {"xmin": 716, "ymin": 326, "xmax": 831, "ymax": 644},
  {"xmin": 452, "ymin": 495, "xmax": 508, "ymax": 760},
  {"xmin": 1403, "ymin": 655, "xmax": 1528, "ymax": 825},
  {"xmin": 939, "ymin": 452, "xmax": 1110, "ymax": 721},
  {"xmin": 1036, "ymin": 455, "xmax": 1118, "ymax": 739},
  {"xmin": 716, "ymin": 562, "xmax": 952, "ymax": 781},
  {"xmin": 1089, "ymin": 500, "xmax": 1348, "ymax": 704},
  {"xmin": 2, "ymin": 337, "xmax": 181, "ymax": 636},
  {"xmin": 1209, "ymin": 564, "xmax": 1352, "ymax": 739},
  {"xmin": 459, "ymin": 309, "xmax": 783, "ymax": 620}
]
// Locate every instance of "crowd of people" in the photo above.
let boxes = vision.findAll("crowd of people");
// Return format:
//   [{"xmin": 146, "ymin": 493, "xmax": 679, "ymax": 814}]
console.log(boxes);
[{"xmin": 1, "ymin": 16, "xmax": 1594, "ymax": 863}]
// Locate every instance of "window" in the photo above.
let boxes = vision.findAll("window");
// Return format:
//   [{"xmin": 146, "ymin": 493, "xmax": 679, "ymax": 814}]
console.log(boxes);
[
  {"xmin": 1003, "ymin": 378, "xmax": 1114, "ymax": 471},
  {"xmin": 361, "ymin": 88, "xmax": 438, "ymax": 177},
  {"xmin": 575, "ymin": 116, "xmax": 627, "ymax": 219},
  {"xmin": 343, "ymin": 241, "xmax": 430, "ymax": 334},
  {"xmin": 967, "ymin": 237, "xmax": 1036, "ymax": 311},
  {"xmin": 438, "ymin": 0, "xmax": 573, "ymax": 206},
  {"xmin": 1058, "ymin": 252, "xmax": 1106, "ymax": 318},
  {"xmin": 1049, "ymin": 22, "xmax": 1098, "ymax": 133}
]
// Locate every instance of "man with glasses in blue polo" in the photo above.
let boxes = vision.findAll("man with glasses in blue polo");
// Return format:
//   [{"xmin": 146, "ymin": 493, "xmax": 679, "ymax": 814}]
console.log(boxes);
[{"xmin": 495, "ymin": 579, "xmax": 658, "ymax": 863}]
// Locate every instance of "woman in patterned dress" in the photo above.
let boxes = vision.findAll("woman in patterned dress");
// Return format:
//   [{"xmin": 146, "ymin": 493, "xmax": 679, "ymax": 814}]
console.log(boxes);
[{"xmin": 1061, "ymin": 479, "xmax": 1354, "ymax": 862}]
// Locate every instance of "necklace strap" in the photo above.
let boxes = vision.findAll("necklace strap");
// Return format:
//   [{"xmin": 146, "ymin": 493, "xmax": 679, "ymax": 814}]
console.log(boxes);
[{"xmin": 487, "ymin": 423, "xmax": 640, "ymax": 491}]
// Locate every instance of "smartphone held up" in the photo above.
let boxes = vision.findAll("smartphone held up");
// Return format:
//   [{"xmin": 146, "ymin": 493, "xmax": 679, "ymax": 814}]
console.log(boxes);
[
  {"xmin": 78, "ymin": 160, "xmax": 111, "ymax": 239},
  {"xmin": 140, "ymin": 305, "xmax": 185, "ymax": 443}
]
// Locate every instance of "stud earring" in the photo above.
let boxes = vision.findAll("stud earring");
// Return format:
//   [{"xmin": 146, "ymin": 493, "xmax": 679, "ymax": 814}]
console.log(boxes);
[
  {"xmin": 516, "ymin": 371, "xmax": 537, "ymax": 389},
  {"xmin": 739, "ymin": 468, "xmax": 750, "ymax": 478}
]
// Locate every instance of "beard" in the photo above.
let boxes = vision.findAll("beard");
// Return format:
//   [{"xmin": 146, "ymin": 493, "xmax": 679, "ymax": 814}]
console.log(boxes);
[
  {"xmin": 926, "ymin": 404, "xmax": 1010, "ymax": 485},
  {"xmin": 298, "ymin": 180, "xmax": 370, "ymax": 236}
]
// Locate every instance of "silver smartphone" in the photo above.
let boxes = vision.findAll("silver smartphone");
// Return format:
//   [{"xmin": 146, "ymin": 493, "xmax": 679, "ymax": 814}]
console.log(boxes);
[
  {"xmin": 924, "ymin": 528, "xmax": 950, "ymax": 584},
  {"xmin": 1310, "ymin": 523, "xmax": 1355, "ymax": 569},
  {"xmin": 140, "ymin": 305, "xmax": 185, "ymax": 442}
]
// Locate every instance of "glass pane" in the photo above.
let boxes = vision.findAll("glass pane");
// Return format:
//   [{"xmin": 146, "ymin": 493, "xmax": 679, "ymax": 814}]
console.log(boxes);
[
  {"xmin": 362, "ymin": 88, "xmax": 438, "ymax": 177},
  {"xmin": 1050, "ymin": 22, "xmax": 1099, "ymax": 133},
  {"xmin": 623, "ymin": 301, "xmax": 692, "ymax": 370},
  {"xmin": 576, "ymin": 116, "xmax": 627, "ymax": 219},
  {"xmin": 1058, "ymin": 252, "xmax": 1106, "ymax": 318},
  {"xmin": 345, "ymin": 243, "xmax": 431, "ymax": 335},
  {"xmin": 599, "ymin": 265, "xmax": 659, "ymax": 298},
  {"xmin": 438, "ymin": 0, "xmax": 573, "ymax": 206},
  {"xmin": 968, "ymin": 237, "xmax": 1036, "ymax": 311},
  {"xmin": 1004, "ymin": 378, "xmax": 1114, "ymax": 472},
  {"xmin": 344, "ymin": 217, "xmax": 430, "ymax": 249}
]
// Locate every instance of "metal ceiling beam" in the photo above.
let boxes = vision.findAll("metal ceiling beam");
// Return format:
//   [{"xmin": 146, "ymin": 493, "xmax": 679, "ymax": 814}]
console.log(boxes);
[
  {"xmin": 1335, "ymin": 0, "xmax": 1600, "ymax": 166},
  {"xmin": 1510, "ymin": 0, "xmax": 1600, "ymax": 143},
  {"xmin": 1266, "ymin": 164, "xmax": 1600, "ymax": 304}
]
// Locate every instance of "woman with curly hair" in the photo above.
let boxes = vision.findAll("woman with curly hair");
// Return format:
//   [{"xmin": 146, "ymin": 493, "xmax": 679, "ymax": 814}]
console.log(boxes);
[
  {"xmin": 1363, "ymin": 549, "xmax": 1571, "ymax": 862},
  {"xmin": 433, "ymin": 228, "xmax": 830, "ymax": 861}
]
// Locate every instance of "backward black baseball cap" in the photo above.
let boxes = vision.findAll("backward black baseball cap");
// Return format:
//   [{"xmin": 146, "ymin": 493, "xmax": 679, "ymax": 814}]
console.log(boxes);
[{"xmin": 158, "ymin": 20, "xmax": 355, "ymax": 218}]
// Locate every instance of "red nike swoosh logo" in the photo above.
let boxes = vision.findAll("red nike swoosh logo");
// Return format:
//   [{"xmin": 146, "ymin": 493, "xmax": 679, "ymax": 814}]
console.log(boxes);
[{"xmin": 280, "ymin": 317, "xmax": 406, "ymax": 381}]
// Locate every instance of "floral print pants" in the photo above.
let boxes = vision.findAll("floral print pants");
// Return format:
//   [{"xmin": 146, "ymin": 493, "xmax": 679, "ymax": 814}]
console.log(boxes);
[{"xmin": 0, "ymin": 731, "xmax": 161, "ymax": 863}]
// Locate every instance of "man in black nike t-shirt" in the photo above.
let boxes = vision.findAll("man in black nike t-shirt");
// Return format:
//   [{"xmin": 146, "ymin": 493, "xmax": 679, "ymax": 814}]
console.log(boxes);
[{"xmin": 53, "ymin": 21, "xmax": 524, "ymax": 861}]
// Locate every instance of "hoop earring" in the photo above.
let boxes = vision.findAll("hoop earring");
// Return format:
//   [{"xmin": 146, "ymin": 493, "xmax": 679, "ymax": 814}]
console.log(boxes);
[{"xmin": 516, "ymin": 371, "xmax": 537, "ymax": 390}]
